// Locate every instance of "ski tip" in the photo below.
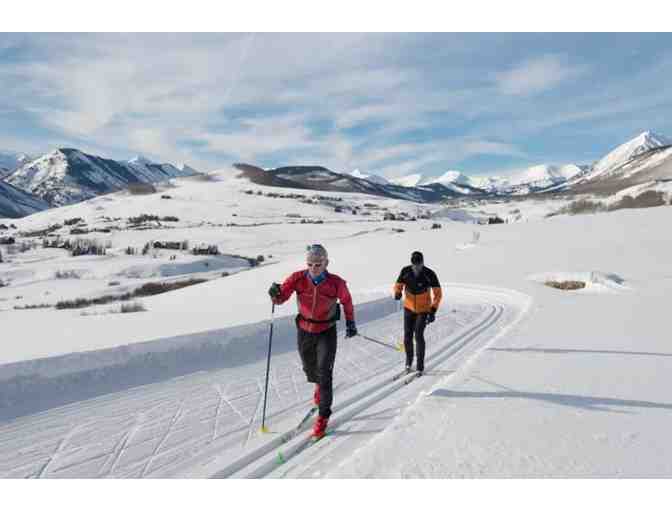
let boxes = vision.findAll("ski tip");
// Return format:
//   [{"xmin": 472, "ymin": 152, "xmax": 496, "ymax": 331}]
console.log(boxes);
[
  {"xmin": 277, "ymin": 452, "xmax": 286, "ymax": 464},
  {"xmin": 260, "ymin": 425, "xmax": 270, "ymax": 434}
]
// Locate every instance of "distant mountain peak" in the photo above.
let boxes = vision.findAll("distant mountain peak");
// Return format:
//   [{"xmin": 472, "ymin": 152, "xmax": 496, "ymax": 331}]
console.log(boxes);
[
  {"xmin": 7, "ymin": 148, "xmax": 198, "ymax": 207},
  {"xmin": 582, "ymin": 130, "xmax": 672, "ymax": 182},
  {"xmin": 128, "ymin": 155, "xmax": 154, "ymax": 166},
  {"xmin": 348, "ymin": 169, "xmax": 390, "ymax": 185}
]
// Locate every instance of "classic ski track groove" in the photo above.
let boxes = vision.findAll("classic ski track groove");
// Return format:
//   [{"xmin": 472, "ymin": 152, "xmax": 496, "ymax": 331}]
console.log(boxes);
[
  {"xmin": 237, "ymin": 305, "xmax": 505, "ymax": 478},
  {"xmin": 0, "ymin": 284, "xmax": 529, "ymax": 478}
]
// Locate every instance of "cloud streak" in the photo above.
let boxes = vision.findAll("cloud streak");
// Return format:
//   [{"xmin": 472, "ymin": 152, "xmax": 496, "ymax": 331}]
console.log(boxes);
[
  {"xmin": 494, "ymin": 54, "xmax": 586, "ymax": 95},
  {"xmin": 2, "ymin": 34, "xmax": 672, "ymax": 178}
]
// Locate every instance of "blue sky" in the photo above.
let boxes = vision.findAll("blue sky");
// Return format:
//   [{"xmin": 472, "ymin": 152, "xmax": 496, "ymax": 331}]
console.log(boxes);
[{"xmin": 2, "ymin": 33, "xmax": 672, "ymax": 178}]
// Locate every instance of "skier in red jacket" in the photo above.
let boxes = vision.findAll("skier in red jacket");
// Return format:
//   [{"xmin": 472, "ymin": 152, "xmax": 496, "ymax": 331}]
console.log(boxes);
[{"xmin": 268, "ymin": 244, "xmax": 357, "ymax": 439}]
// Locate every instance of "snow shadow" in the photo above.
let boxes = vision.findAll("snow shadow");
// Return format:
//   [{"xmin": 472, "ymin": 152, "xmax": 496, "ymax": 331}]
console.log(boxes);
[
  {"xmin": 0, "ymin": 296, "xmax": 398, "ymax": 422},
  {"xmin": 430, "ymin": 389, "xmax": 672, "ymax": 414}
]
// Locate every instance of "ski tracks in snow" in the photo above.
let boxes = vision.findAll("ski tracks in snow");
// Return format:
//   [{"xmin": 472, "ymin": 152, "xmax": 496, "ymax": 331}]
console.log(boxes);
[{"xmin": 0, "ymin": 283, "xmax": 531, "ymax": 478}]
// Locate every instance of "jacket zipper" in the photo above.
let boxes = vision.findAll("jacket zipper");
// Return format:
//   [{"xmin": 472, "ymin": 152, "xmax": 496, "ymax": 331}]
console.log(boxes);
[{"xmin": 311, "ymin": 284, "xmax": 317, "ymax": 321}]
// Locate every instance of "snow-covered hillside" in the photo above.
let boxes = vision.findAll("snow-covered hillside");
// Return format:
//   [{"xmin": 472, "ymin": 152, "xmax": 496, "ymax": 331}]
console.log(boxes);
[
  {"xmin": 0, "ymin": 180, "xmax": 50, "ymax": 218},
  {"xmin": 1, "ymin": 167, "xmax": 672, "ymax": 478},
  {"xmin": 577, "ymin": 131, "xmax": 672, "ymax": 182}
]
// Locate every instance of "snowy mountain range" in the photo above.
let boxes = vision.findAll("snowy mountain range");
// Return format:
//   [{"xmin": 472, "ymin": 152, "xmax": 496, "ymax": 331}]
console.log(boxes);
[
  {"xmin": 4, "ymin": 148, "xmax": 199, "ymax": 208},
  {"xmin": 385, "ymin": 131, "xmax": 671, "ymax": 196},
  {"xmin": 235, "ymin": 131, "xmax": 672, "ymax": 203},
  {"xmin": 234, "ymin": 163, "xmax": 468, "ymax": 202},
  {"xmin": 3, "ymin": 130, "xmax": 671, "ymax": 218}
]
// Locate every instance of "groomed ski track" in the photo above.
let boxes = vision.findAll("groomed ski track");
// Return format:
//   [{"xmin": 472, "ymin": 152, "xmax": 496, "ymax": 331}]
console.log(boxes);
[{"xmin": 0, "ymin": 284, "xmax": 531, "ymax": 478}]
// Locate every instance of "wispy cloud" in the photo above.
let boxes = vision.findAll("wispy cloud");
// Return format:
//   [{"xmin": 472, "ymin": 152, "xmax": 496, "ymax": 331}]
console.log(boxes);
[
  {"xmin": 494, "ymin": 54, "xmax": 585, "ymax": 95},
  {"xmin": 2, "ymin": 34, "xmax": 672, "ymax": 177}
]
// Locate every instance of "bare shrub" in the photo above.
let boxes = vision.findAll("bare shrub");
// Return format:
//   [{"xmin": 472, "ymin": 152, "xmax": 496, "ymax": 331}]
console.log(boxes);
[
  {"xmin": 129, "ymin": 214, "xmax": 160, "ymax": 224},
  {"xmin": 547, "ymin": 199, "xmax": 607, "ymax": 217},
  {"xmin": 127, "ymin": 183, "xmax": 157, "ymax": 195},
  {"xmin": 55, "ymin": 269, "xmax": 81, "ymax": 279},
  {"xmin": 132, "ymin": 279, "xmax": 207, "ymax": 297},
  {"xmin": 55, "ymin": 278, "xmax": 207, "ymax": 310},
  {"xmin": 120, "ymin": 302, "xmax": 146, "ymax": 313},
  {"xmin": 545, "ymin": 280, "xmax": 586, "ymax": 290},
  {"xmin": 70, "ymin": 238, "xmax": 107, "ymax": 257},
  {"xmin": 608, "ymin": 190, "xmax": 666, "ymax": 211},
  {"xmin": 14, "ymin": 303, "xmax": 52, "ymax": 310}
]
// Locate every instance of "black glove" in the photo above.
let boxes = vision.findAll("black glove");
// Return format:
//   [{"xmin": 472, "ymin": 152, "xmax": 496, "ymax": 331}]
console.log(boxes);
[
  {"xmin": 426, "ymin": 307, "xmax": 436, "ymax": 324},
  {"xmin": 268, "ymin": 282, "xmax": 281, "ymax": 299},
  {"xmin": 394, "ymin": 293, "xmax": 402, "ymax": 301},
  {"xmin": 345, "ymin": 320, "xmax": 358, "ymax": 338}
]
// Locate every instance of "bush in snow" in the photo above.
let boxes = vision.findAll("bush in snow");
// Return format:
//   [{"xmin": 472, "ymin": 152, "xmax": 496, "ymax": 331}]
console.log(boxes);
[
  {"xmin": 55, "ymin": 279, "xmax": 208, "ymax": 310},
  {"xmin": 55, "ymin": 269, "xmax": 81, "ymax": 279},
  {"xmin": 127, "ymin": 183, "xmax": 157, "ymax": 195},
  {"xmin": 548, "ymin": 199, "xmax": 607, "ymax": 217},
  {"xmin": 129, "ymin": 214, "xmax": 160, "ymax": 224},
  {"xmin": 192, "ymin": 244, "xmax": 219, "ymax": 255},
  {"xmin": 0, "ymin": 236, "xmax": 16, "ymax": 245},
  {"xmin": 608, "ymin": 191, "xmax": 666, "ymax": 211},
  {"xmin": 70, "ymin": 238, "xmax": 107, "ymax": 257},
  {"xmin": 120, "ymin": 301, "xmax": 146, "ymax": 313},
  {"xmin": 431, "ymin": 223, "xmax": 442, "ymax": 229},
  {"xmin": 64, "ymin": 217, "xmax": 84, "ymax": 226},
  {"xmin": 22, "ymin": 224, "xmax": 62, "ymax": 237},
  {"xmin": 545, "ymin": 280, "xmax": 586, "ymax": 291},
  {"xmin": 0, "ymin": 249, "xmax": 3, "ymax": 263}
]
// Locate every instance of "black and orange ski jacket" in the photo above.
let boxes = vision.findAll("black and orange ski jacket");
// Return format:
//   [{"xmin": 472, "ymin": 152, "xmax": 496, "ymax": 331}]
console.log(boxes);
[{"xmin": 393, "ymin": 265, "xmax": 442, "ymax": 314}]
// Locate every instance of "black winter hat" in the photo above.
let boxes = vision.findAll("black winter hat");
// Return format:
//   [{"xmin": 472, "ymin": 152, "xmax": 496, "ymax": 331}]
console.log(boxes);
[{"xmin": 411, "ymin": 251, "xmax": 424, "ymax": 264}]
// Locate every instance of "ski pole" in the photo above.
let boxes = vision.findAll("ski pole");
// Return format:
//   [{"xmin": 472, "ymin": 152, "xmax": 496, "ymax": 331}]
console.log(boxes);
[
  {"xmin": 260, "ymin": 303, "xmax": 275, "ymax": 433},
  {"xmin": 358, "ymin": 333, "xmax": 401, "ymax": 351}
]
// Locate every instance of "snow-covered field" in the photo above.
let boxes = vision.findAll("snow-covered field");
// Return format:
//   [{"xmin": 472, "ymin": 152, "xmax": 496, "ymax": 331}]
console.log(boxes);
[{"xmin": 1, "ymin": 172, "xmax": 672, "ymax": 478}]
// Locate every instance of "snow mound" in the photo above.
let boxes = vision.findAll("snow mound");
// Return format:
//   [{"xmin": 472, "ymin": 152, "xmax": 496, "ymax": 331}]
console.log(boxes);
[{"xmin": 527, "ymin": 271, "xmax": 628, "ymax": 293}]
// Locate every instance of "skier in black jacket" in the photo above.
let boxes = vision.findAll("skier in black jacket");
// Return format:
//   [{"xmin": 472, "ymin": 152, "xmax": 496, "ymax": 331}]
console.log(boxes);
[{"xmin": 393, "ymin": 251, "xmax": 442, "ymax": 376}]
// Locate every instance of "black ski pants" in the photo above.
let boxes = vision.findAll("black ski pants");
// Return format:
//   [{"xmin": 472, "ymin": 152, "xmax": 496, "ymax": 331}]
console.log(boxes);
[
  {"xmin": 404, "ymin": 308, "xmax": 428, "ymax": 372},
  {"xmin": 297, "ymin": 325, "xmax": 337, "ymax": 418}
]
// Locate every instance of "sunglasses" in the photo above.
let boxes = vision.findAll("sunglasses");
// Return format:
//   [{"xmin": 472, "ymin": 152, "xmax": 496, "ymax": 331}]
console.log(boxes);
[{"xmin": 307, "ymin": 262, "xmax": 324, "ymax": 268}]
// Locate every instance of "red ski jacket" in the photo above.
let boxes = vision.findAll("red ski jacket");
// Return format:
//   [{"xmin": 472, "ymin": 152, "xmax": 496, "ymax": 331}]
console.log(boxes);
[{"xmin": 273, "ymin": 270, "xmax": 355, "ymax": 334}]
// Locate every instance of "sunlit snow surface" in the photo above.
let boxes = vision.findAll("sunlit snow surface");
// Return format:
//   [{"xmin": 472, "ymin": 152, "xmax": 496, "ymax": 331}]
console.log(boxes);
[{"xmin": 2, "ymin": 172, "xmax": 672, "ymax": 477}]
